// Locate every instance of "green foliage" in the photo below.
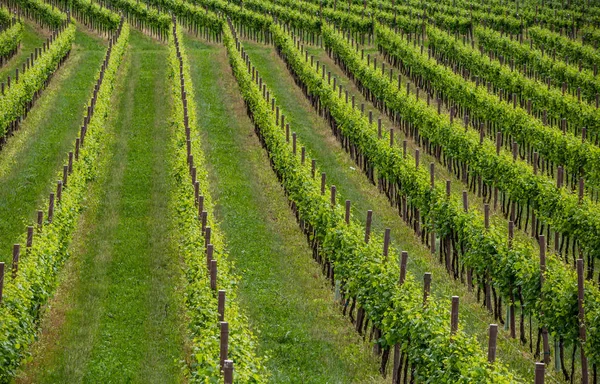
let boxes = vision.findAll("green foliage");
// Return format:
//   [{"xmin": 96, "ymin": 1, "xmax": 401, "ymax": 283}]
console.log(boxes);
[
  {"xmin": 475, "ymin": 26, "xmax": 600, "ymax": 105},
  {"xmin": 528, "ymin": 26, "xmax": 600, "ymax": 72},
  {"xmin": 0, "ymin": 20, "xmax": 23, "ymax": 58},
  {"xmin": 104, "ymin": 0, "xmax": 171, "ymax": 37},
  {"xmin": 144, "ymin": 0, "xmax": 223, "ymax": 33},
  {"xmin": 7, "ymin": 0, "xmax": 67, "ymax": 28},
  {"xmin": 57, "ymin": 0, "xmax": 121, "ymax": 30},
  {"xmin": 0, "ymin": 22, "xmax": 75, "ymax": 140},
  {"xmin": 0, "ymin": 21, "xmax": 128, "ymax": 381},
  {"xmin": 426, "ymin": 25, "xmax": 600, "ymax": 140},
  {"xmin": 167, "ymin": 23, "xmax": 266, "ymax": 383},
  {"xmin": 223, "ymin": 16, "xmax": 520, "ymax": 381}
]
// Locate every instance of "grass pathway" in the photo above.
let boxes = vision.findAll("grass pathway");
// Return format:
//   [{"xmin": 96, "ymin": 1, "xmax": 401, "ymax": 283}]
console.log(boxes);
[
  {"xmin": 184, "ymin": 36, "xmax": 385, "ymax": 383},
  {"xmin": 0, "ymin": 21, "xmax": 48, "ymax": 83},
  {"xmin": 242, "ymin": 40, "xmax": 545, "ymax": 381},
  {"xmin": 17, "ymin": 30, "xmax": 186, "ymax": 383},
  {"xmin": 0, "ymin": 27, "xmax": 105, "ymax": 263}
]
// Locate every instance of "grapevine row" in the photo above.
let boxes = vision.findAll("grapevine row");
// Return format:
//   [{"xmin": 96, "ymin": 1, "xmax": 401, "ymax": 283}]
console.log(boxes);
[
  {"xmin": 0, "ymin": 14, "xmax": 22, "ymax": 65},
  {"xmin": 0, "ymin": 21, "xmax": 74, "ymax": 145},
  {"xmin": 168, "ymin": 21, "xmax": 266, "ymax": 382},
  {"xmin": 4, "ymin": 0, "xmax": 67, "ymax": 28},
  {"xmin": 222, "ymin": 15, "xmax": 522, "ymax": 382},
  {"xmin": 0, "ymin": 19, "xmax": 128, "ymax": 380},
  {"xmin": 266, "ymin": 15, "xmax": 600, "ymax": 373}
]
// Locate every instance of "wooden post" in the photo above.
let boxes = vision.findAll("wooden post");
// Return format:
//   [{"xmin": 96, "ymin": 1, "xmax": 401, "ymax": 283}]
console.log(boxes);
[
  {"xmin": 210, "ymin": 259, "xmax": 217, "ymax": 291},
  {"xmin": 364, "ymin": 210, "xmax": 373, "ymax": 243},
  {"xmin": 311, "ymin": 159, "xmax": 316, "ymax": 178},
  {"xmin": 484, "ymin": 204, "xmax": 490, "ymax": 228},
  {"xmin": 390, "ymin": 129, "xmax": 394, "ymax": 147},
  {"xmin": 37, "ymin": 210, "xmax": 43, "ymax": 230},
  {"xmin": 330, "ymin": 186, "xmax": 336, "ymax": 206},
  {"xmin": 12, "ymin": 244, "xmax": 20, "ymax": 279},
  {"xmin": 220, "ymin": 321, "xmax": 229, "ymax": 369},
  {"xmin": 205, "ymin": 227, "xmax": 211, "ymax": 249},
  {"xmin": 446, "ymin": 180, "xmax": 451, "ymax": 197},
  {"xmin": 206, "ymin": 244, "xmax": 213, "ymax": 271},
  {"xmin": 301, "ymin": 147, "xmax": 305, "ymax": 164},
  {"xmin": 26, "ymin": 226, "xmax": 33, "ymax": 248},
  {"xmin": 415, "ymin": 149, "xmax": 420, "ymax": 168},
  {"xmin": 557, "ymin": 166, "xmax": 563, "ymax": 188},
  {"xmin": 488, "ymin": 324, "xmax": 498, "ymax": 363},
  {"xmin": 577, "ymin": 259, "xmax": 589, "ymax": 384},
  {"xmin": 321, "ymin": 173, "xmax": 326, "ymax": 195},
  {"xmin": 48, "ymin": 193, "xmax": 55, "ymax": 223},
  {"xmin": 345, "ymin": 200, "xmax": 351, "ymax": 224},
  {"xmin": 496, "ymin": 132, "xmax": 502, "ymax": 155},
  {"xmin": 462, "ymin": 191, "xmax": 468, "ymax": 212},
  {"xmin": 535, "ymin": 362, "xmax": 545, "ymax": 384},
  {"xmin": 451, "ymin": 296, "xmax": 459, "ymax": 335},
  {"xmin": 508, "ymin": 221, "xmax": 514, "ymax": 246},
  {"xmin": 579, "ymin": 178, "xmax": 584, "ymax": 203},
  {"xmin": 423, "ymin": 272, "xmax": 431, "ymax": 304},
  {"xmin": 223, "ymin": 360, "xmax": 234, "ymax": 383},
  {"xmin": 292, "ymin": 133, "xmax": 297, "ymax": 154},
  {"xmin": 430, "ymin": 163, "xmax": 435, "ymax": 188},
  {"xmin": 383, "ymin": 228, "xmax": 391, "ymax": 258},
  {"xmin": 399, "ymin": 251, "xmax": 408, "ymax": 285},
  {"xmin": 218, "ymin": 290, "xmax": 226, "ymax": 322},
  {"xmin": 533, "ymin": 152, "xmax": 538, "ymax": 175}
]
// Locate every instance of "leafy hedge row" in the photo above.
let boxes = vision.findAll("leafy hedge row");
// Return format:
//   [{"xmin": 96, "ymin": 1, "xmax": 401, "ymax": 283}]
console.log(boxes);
[
  {"xmin": 0, "ymin": 22, "xmax": 75, "ymax": 140},
  {"xmin": 425, "ymin": 25, "xmax": 600, "ymax": 141},
  {"xmin": 0, "ymin": 7, "xmax": 13, "ymax": 25},
  {"xmin": 167, "ymin": 22, "xmax": 266, "ymax": 383},
  {"xmin": 143, "ymin": 0, "xmax": 225, "ymax": 34},
  {"xmin": 0, "ymin": 20, "xmax": 128, "ymax": 381},
  {"xmin": 102, "ymin": 0, "xmax": 171, "ymax": 38},
  {"xmin": 223, "ymin": 14, "xmax": 521, "ymax": 382},
  {"xmin": 528, "ymin": 26, "xmax": 600, "ymax": 72},
  {"xmin": 5, "ymin": 0, "xmax": 67, "ymax": 28},
  {"xmin": 0, "ymin": 19, "xmax": 23, "ymax": 59},
  {"xmin": 475, "ymin": 25, "xmax": 600, "ymax": 106},
  {"xmin": 57, "ymin": 0, "xmax": 121, "ymax": 31},
  {"xmin": 269, "ymin": 17, "xmax": 600, "ymax": 367},
  {"xmin": 375, "ymin": 23, "xmax": 600, "ymax": 190}
]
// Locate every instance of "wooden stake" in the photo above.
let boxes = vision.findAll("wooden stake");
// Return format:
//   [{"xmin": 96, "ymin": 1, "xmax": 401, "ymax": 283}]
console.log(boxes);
[
  {"xmin": 220, "ymin": 321, "xmax": 229, "ymax": 368},
  {"xmin": 535, "ymin": 362, "xmax": 545, "ymax": 384},
  {"xmin": 12, "ymin": 244, "xmax": 20, "ymax": 279},
  {"xmin": 210, "ymin": 259, "xmax": 217, "ymax": 291},
  {"xmin": 223, "ymin": 360, "xmax": 234, "ymax": 384},
  {"xmin": 488, "ymin": 324, "xmax": 498, "ymax": 363},
  {"xmin": 399, "ymin": 251, "xmax": 408, "ymax": 285},
  {"xmin": 383, "ymin": 228, "xmax": 391, "ymax": 258},
  {"xmin": 364, "ymin": 210, "xmax": 373, "ymax": 243},
  {"xmin": 423, "ymin": 272, "xmax": 431, "ymax": 304},
  {"xmin": 218, "ymin": 290, "xmax": 226, "ymax": 322},
  {"xmin": 451, "ymin": 296, "xmax": 459, "ymax": 335}
]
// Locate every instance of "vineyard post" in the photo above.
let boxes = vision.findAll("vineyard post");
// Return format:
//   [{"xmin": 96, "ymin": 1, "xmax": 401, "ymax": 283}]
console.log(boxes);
[
  {"xmin": 210, "ymin": 259, "xmax": 217, "ymax": 291},
  {"xmin": 402, "ymin": 140, "xmax": 406, "ymax": 157},
  {"xmin": 223, "ymin": 360, "xmax": 233, "ymax": 384},
  {"xmin": 311, "ymin": 159, "xmax": 316, "ymax": 178},
  {"xmin": 220, "ymin": 321, "xmax": 229, "ymax": 369},
  {"xmin": 423, "ymin": 272, "xmax": 431, "ymax": 304},
  {"xmin": 205, "ymin": 227, "xmax": 211, "ymax": 249},
  {"xmin": 577, "ymin": 259, "xmax": 589, "ymax": 384},
  {"xmin": 364, "ymin": 210, "xmax": 373, "ymax": 243},
  {"xmin": 292, "ymin": 133, "xmax": 297, "ymax": 154},
  {"xmin": 37, "ymin": 210, "xmax": 43, "ymax": 231},
  {"xmin": 26, "ymin": 226, "xmax": 33, "ymax": 249},
  {"xmin": 399, "ymin": 251, "xmax": 408, "ymax": 285},
  {"xmin": 579, "ymin": 178, "xmax": 584, "ymax": 203},
  {"xmin": 331, "ymin": 186, "xmax": 336, "ymax": 207},
  {"xmin": 488, "ymin": 324, "xmax": 498, "ymax": 363},
  {"xmin": 345, "ymin": 200, "xmax": 350, "ymax": 224},
  {"xmin": 218, "ymin": 290, "xmax": 226, "ymax": 322},
  {"xmin": 321, "ymin": 173, "xmax": 326, "ymax": 195},
  {"xmin": 535, "ymin": 362, "xmax": 545, "ymax": 384},
  {"xmin": 12, "ymin": 244, "xmax": 20, "ymax": 279},
  {"xmin": 301, "ymin": 147, "xmax": 305, "ymax": 164},
  {"xmin": 48, "ymin": 193, "xmax": 55, "ymax": 223},
  {"xmin": 462, "ymin": 191, "xmax": 468, "ymax": 212},
  {"xmin": 450, "ymin": 296, "xmax": 459, "ymax": 335},
  {"xmin": 484, "ymin": 204, "xmax": 490, "ymax": 229},
  {"xmin": 206, "ymin": 244, "xmax": 213, "ymax": 272},
  {"xmin": 383, "ymin": 229, "xmax": 390, "ymax": 259},
  {"xmin": 415, "ymin": 149, "xmax": 420, "ymax": 168}
]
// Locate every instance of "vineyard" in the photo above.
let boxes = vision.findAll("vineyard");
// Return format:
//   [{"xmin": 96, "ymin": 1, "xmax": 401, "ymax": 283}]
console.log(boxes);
[{"xmin": 0, "ymin": 0, "xmax": 599, "ymax": 382}]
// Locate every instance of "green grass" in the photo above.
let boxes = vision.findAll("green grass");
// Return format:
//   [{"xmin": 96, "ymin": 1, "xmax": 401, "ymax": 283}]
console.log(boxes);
[
  {"xmin": 242, "ymin": 40, "xmax": 557, "ymax": 382},
  {"xmin": 184, "ymin": 36, "xmax": 385, "ymax": 383},
  {"xmin": 16, "ymin": 31, "xmax": 187, "ymax": 383},
  {"xmin": 0, "ymin": 21, "xmax": 48, "ymax": 84},
  {"xmin": 0, "ymin": 26, "xmax": 106, "ymax": 264}
]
